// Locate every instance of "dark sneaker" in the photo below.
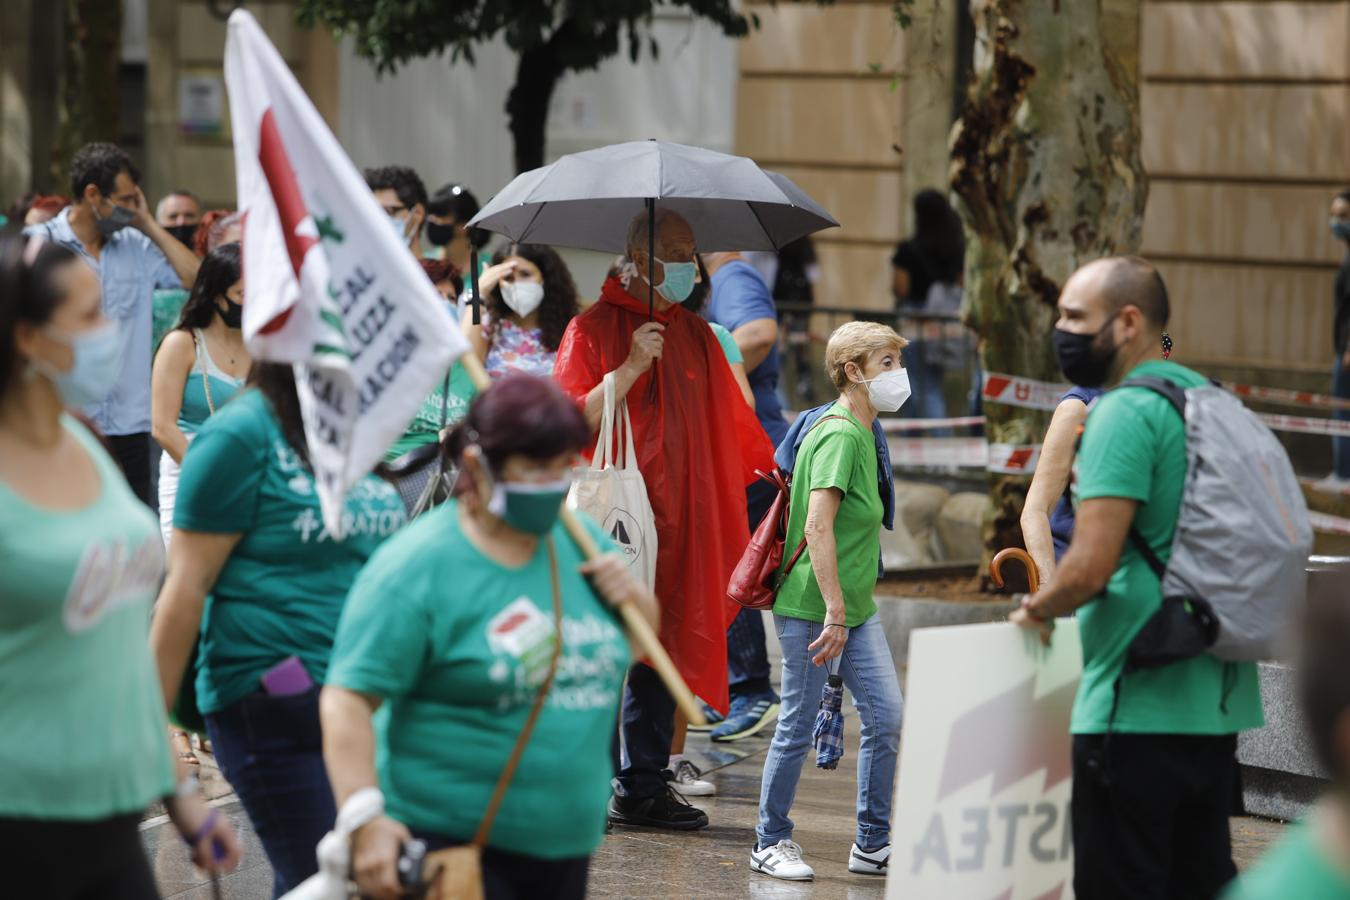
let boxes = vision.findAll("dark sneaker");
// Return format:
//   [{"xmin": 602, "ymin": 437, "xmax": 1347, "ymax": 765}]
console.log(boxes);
[
  {"xmin": 685, "ymin": 702, "xmax": 725, "ymax": 732},
  {"xmin": 608, "ymin": 785, "xmax": 710, "ymax": 830},
  {"xmin": 711, "ymin": 695, "xmax": 780, "ymax": 742}
]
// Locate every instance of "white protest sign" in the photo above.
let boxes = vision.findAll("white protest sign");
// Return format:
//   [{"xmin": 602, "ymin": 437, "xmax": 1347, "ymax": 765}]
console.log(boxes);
[
  {"xmin": 887, "ymin": 621, "xmax": 1082, "ymax": 900},
  {"xmin": 224, "ymin": 10, "xmax": 465, "ymax": 537}
]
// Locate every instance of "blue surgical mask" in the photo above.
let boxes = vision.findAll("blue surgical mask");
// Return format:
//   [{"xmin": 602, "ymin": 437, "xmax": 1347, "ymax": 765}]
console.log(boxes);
[
  {"xmin": 389, "ymin": 214, "xmax": 411, "ymax": 246},
  {"xmin": 654, "ymin": 258, "xmax": 698, "ymax": 303},
  {"xmin": 487, "ymin": 475, "xmax": 573, "ymax": 535},
  {"xmin": 30, "ymin": 320, "xmax": 124, "ymax": 408},
  {"xmin": 1332, "ymin": 219, "xmax": 1350, "ymax": 242}
]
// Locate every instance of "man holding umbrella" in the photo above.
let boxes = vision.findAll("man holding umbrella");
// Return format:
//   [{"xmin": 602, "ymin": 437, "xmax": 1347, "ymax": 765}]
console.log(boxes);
[{"xmin": 554, "ymin": 208, "xmax": 775, "ymax": 829}]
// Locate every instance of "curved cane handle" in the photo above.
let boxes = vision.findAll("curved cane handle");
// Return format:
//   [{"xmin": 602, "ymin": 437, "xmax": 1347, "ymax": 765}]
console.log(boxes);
[{"xmin": 990, "ymin": 547, "xmax": 1041, "ymax": 595}]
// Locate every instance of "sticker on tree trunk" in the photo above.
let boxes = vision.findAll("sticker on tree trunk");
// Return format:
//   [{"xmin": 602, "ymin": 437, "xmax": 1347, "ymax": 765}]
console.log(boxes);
[{"xmin": 887, "ymin": 620, "xmax": 1082, "ymax": 900}]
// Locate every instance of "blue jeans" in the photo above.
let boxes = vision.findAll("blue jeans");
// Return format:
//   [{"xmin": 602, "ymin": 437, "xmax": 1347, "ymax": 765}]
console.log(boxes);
[
  {"xmin": 757, "ymin": 614, "xmax": 903, "ymax": 851},
  {"xmin": 206, "ymin": 687, "xmax": 335, "ymax": 897},
  {"xmin": 1335, "ymin": 354, "xmax": 1350, "ymax": 479},
  {"xmin": 614, "ymin": 662, "xmax": 676, "ymax": 800}
]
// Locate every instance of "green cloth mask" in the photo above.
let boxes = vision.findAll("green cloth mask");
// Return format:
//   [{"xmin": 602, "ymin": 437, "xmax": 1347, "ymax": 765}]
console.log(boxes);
[{"xmin": 488, "ymin": 476, "xmax": 572, "ymax": 535}]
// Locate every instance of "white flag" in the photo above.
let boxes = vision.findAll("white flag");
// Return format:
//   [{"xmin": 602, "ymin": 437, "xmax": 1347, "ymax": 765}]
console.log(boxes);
[{"xmin": 224, "ymin": 10, "xmax": 465, "ymax": 537}]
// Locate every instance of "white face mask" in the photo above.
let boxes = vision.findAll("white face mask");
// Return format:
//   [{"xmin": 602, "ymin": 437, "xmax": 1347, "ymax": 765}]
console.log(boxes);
[
  {"xmin": 499, "ymin": 280, "xmax": 544, "ymax": 318},
  {"xmin": 858, "ymin": 368, "xmax": 911, "ymax": 412}
]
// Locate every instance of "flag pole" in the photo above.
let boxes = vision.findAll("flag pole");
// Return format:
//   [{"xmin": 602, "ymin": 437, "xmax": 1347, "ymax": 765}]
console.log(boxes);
[{"xmin": 456, "ymin": 351, "xmax": 706, "ymax": 726}]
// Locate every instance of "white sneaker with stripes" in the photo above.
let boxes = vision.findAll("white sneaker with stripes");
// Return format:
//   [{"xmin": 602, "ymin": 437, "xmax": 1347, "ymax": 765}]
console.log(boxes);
[{"xmin": 751, "ymin": 840, "xmax": 815, "ymax": 881}]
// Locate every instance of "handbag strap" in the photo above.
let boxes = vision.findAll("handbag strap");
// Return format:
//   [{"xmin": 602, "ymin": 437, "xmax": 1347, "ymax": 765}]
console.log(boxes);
[
  {"xmin": 596, "ymin": 373, "xmax": 617, "ymax": 470},
  {"xmin": 193, "ymin": 331, "xmax": 217, "ymax": 416},
  {"xmin": 471, "ymin": 537, "xmax": 565, "ymax": 848},
  {"xmin": 780, "ymin": 413, "xmax": 853, "ymax": 579},
  {"xmin": 615, "ymin": 394, "xmax": 639, "ymax": 470}
]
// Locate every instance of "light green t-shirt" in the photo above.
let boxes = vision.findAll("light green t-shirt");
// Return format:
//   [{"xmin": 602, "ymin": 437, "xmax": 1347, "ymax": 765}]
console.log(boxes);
[
  {"xmin": 328, "ymin": 501, "xmax": 630, "ymax": 859},
  {"xmin": 385, "ymin": 360, "xmax": 478, "ymax": 461},
  {"xmin": 709, "ymin": 321, "xmax": 743, "ymax": 365},
  {"xmin": 0, "ymin": 417, "xmax": 174, "ymax": 819},
  {"xmin": 1071, "ymin": 360, "xmax": 1263, "ymax": 734},
  {"xmin": 774, "ymin": 405, "xmax": 883, "ymax": 628},
  {"xmin": 174, "ymin": 389, "xmax": 407, "ymax": 714},
  {"xmin": 1224, "ymin": 817, "xmax": 1350, "ymax": 900}
]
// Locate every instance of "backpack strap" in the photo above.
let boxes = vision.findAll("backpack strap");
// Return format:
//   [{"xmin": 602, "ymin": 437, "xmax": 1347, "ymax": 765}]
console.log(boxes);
[
  {"xmin": 1128, "ymin": 528, "xmax": 1167, "ymax": 580},
  {"xmin": 1118, "ymin": 375, "xmax": 1186, "ymax": 419}
]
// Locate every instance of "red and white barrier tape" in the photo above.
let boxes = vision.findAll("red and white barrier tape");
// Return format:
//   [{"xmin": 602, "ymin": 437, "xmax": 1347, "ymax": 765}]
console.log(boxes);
[
  {"xmin": 1257, "ymin": 413, "xmax": 1350, "ymax": 438},
  {"xmin": 1309, "ymin": 510, "xmax": 1350, "ymax": 536},
  {"xmin": 879, "ymin": 415, "xmax": 987, "ymax": 432},
  {"xmin": 1224, "ymin": 382, "xmax": 1350, "ymax": 413},
  {"xmin": 889, "ymin": 437, "xmax": 989, "ymax": 469},
  {"xmin": 981, "ymin": 372, "xmax": 1064, "ymax": 411},
  {"xmin": 987, "ymin": 443, "xmax": 1042, "ymax": 474}
]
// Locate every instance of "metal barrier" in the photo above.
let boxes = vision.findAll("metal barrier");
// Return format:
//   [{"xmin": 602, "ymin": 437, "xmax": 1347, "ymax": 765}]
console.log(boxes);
[{"xmin": 775, "ymin": 303, "xmax": 981, "ymax": 422}]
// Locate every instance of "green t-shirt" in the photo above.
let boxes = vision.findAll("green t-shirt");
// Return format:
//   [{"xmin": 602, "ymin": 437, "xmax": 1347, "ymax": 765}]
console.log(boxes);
[
  {"xmin": 709, "ymin": 321, "xmax": 743, "ymax": 365},
  {"xmin": 328, "ymin": 501, "xmax": 630, "ymax": 859},
  {"xmin": 0, "ymin": 417, "xmax": 174, "ymax": 818},
  {"xmin": 385, "ymin": 361, "xmax": 478, "ymax": 461},
  {"xmin": 1224, "ymin": 817, "xmax": 1350, "ymax": 900},
  {"xmin": 773, "ymin": 405, "xmax": 883, "ymax": 627},
  {"xmin": 174, "ymin": 389, "xmax": 407, "ymax": 714},
  {"xmin": 1071, "ymin": 360, "xmax": 1263, "ymax": 734}
]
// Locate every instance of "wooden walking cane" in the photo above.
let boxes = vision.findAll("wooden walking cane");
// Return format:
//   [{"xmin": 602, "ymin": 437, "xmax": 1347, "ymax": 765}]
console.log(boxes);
[
  {"xmin": 990, "ymin": 547, "xmax": 1041, "ymax": 595},
  {"xmin": 456, "ymin": 351, "xmax": 707, "ymax": 727}
]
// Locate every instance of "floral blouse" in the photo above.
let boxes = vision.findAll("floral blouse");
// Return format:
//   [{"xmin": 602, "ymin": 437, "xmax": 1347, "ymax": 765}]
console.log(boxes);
[{"xmin": 484, "ymin": 314, "xmax": 556, "ymax": 379}]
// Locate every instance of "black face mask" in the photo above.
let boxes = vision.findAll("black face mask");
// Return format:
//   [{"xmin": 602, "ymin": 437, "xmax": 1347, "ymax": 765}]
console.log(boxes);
[
  {"xmin": 425, "ymin": 221, "xmax": 459, "ymax": 247},
  {"xmin": 1053, "ymin": 314, "xmax": 1119, "ymax": 388},
  {"xmin": 218, "ymin": 299, "xmax": 243, "ymax": 329},
  {"xmin": 166, "ymin": 224, "xmax": 198, "ymax": 248}
]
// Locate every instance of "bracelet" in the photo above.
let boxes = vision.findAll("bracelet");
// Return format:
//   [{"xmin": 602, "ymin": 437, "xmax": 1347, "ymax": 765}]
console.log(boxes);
[{"xmin": 824, "ymin": 623, "xmax": 847, "ymax": 630}]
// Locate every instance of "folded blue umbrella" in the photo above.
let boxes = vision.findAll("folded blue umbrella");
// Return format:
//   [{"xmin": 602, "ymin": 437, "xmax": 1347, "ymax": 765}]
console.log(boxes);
[{"xmin": 812, "ymin": 669, "xmax": 846, "ymax": 770}]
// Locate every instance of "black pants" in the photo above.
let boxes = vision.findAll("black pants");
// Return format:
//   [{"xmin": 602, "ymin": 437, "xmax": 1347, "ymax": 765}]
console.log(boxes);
[
  {"xmin": 108, "ymin": 431, "xmax": 154, "ymax": 509},
  {"xmin": 0, "ymin": 812, "xmax": 159, "ymax": 899},
  {"xmin": 1072, "ymin": 733, "xmax": 1240, "ymax": 900},
  {"xmin": 614, "ymin": 662, "xmax": 676, "ymax": 799},
  {"xmin": 412, "ymin": 834, "xmax": 590, "ymax": 900}
]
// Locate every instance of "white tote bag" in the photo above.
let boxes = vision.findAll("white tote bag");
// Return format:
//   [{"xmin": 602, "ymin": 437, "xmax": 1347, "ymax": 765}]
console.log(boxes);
[{"xmin": 568, "ymin": 372, "xmax": 658, "ymax": 591}]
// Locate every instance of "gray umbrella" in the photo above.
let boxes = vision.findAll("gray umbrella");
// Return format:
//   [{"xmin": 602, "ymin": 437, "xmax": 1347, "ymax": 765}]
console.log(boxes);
[{"xmin": 467, "ymin": 139, "xmax": 839, "ymax": 317}]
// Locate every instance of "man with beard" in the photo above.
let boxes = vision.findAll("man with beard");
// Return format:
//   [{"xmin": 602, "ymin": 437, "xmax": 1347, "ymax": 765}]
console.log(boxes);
[{"xmin": 1010, "ymin": 256, "xmax": 1263, "ymax": 900}]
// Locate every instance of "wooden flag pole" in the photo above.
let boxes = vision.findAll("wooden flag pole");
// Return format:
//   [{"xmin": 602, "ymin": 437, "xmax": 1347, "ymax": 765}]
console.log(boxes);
[{"xmin": 456, "ymin": 351, "xmax": 706, "ymax": 726}]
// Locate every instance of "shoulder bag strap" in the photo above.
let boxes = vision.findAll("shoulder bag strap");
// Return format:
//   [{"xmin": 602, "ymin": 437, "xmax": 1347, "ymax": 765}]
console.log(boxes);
[
  {"xmin": 595, "ymin": 372, "xmax": 617, "ymax": 470},
  {"xmin": 471, "ymin": 537, "xmax": 565, "ymax": 848}
]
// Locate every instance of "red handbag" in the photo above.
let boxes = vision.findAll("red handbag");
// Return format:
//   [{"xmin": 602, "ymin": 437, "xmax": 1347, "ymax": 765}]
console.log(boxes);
[{"xmin": 727, "ymin": 416, "xmax": 846, "ymax": 610}]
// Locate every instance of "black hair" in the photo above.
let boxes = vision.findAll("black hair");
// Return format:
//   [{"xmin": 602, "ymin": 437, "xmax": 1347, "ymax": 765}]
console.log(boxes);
[
  {"xmin": 1336, "ymin": 188, "xmax": 1350, "ymax": 204},
  {"xmin": 0, "ymin": 235, "xmax": 84, "ymax": 399},
  {"xmin": 69, "ymin": 142, "xmax": 139, "ymax": 199},
  {"xmin": 1100, "ymin": 255, "xmax": 1170, "ymax": 329},
  {"xmin": 363, "ymin": 165, "xmax": 428, "ymax": 211},
  {"xmin": 248, "ymin": 362, "xmax": 311, "ymax": 468},
  {"xmin": 175, "ymin": 243, "xmax": 242, "ymax": 331},
  {"xmin": 428, "ymin": 183, "xmax": 489, "ymax": 250},
  {"xmin": 912, "ymin": 189, "xmax": 966, "ymax": 284},
  {"xmin": 486, "ymin": 244, "xmax": 579, "ymax": 351},
  {"xmin": 681, "ymin": 255, "xmax": 712, "ymax": 314}
]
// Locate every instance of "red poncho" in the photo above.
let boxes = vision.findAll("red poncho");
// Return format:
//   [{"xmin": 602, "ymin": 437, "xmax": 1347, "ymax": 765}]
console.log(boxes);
[{"xmin": 554, "ymin": 277, "xmax": 775, "ymax": 714}]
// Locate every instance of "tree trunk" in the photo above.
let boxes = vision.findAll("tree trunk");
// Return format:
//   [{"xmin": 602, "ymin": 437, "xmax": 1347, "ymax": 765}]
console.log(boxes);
[
  {"xmin": 949, "ymin": 0, "xmax": 1147, "ymax": 580},
  {"xmin": 504, "ymin": 33, "xmax": 566, "ymax": 174},
  {"xmin": 51, "ymin": 0, "xmax": 123, "ymax": 190}
]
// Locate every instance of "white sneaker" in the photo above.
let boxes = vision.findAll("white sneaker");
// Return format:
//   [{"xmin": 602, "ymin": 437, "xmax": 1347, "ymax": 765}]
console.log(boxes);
[
  {"xmin": 849, "ymin": 842, "xmax": 891, "ymax": 875},
  {"xmin": 751, "ymin": 840, "xmax": 815, "ymax": 881},
  {"xmin": 665, "ymin": 758, "xmax": 716, "ymax": 797}
]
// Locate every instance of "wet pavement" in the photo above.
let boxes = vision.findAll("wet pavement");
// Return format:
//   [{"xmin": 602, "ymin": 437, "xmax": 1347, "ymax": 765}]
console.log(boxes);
[
  {"xmin": 142, "ymin": 616, "xmax": 1290, "ymax": 897},
  {"xmin": 142, "ymin": 720, "xmax": 1290, "ymax": 899}
]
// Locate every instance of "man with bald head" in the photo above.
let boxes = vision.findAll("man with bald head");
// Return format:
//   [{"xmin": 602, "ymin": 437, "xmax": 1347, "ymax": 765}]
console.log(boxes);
[
  {"xmin": 554, "ymin": 208, "xmax": 774, "ymax": 831},
  {"xmin": 1012, "ymin": 256, "xmax": 1263, "ymax": 900}
]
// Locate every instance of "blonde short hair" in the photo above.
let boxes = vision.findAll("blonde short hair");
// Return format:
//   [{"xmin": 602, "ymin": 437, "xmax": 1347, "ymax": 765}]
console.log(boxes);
[{"xmin": 825, "ymin": 321, "xmax": 908, "ymax": 392}]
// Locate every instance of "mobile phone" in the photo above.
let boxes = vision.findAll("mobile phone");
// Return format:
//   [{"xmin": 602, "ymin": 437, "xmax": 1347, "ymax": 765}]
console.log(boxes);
[{"xmin": 260, "ymin": 655, "xmax": 314, "ymax": 696}]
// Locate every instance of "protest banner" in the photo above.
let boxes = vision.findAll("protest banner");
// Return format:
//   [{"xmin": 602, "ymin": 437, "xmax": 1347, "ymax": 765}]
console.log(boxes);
[
  {"xmin": 888, "ymin": 621, "xmax": 1083, "ymax": 900},
  {"xmin": 225, "ymin": 10, "xmax": 464, "ymax": 537}
]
